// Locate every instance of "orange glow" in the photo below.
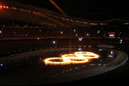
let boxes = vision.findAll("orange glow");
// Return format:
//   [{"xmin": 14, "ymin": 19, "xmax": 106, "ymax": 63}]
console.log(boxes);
[
  {"xmin": 49, "ymin": 0, "xmax": 67, "ymax": 16},
  {"xmin": 43, "ymin": 51, "xmax": 99, "ymax": 65},
  {"xmin": 44, "ymin": 57, "xmax": 70, "ymax": 65},
  {"xmin": 0, "ymin": 5, "xmax": 3, "ymax": 9},
  {"xmin": 0, "ymin": 5, "xmax": 9, "ymax": 9}
]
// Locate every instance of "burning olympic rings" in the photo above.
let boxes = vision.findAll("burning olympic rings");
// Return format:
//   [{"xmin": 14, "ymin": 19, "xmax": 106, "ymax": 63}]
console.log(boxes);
[{"xmin": 43, "ymin": 51, "xmax": 99, "ymax": 65}]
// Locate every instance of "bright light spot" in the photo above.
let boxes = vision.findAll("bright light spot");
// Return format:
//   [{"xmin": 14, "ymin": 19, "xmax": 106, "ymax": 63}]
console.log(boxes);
[
  {"xmin": 97, "ymin": 30, "xmax": 100, "ymax": 34},
  {"xmin": 110, "ymin": 50, "xmax": 114, "ymax": 55},
  {"xmin": 73, "ymin": 29, "xmax": 76, "ymax": 32},
  {"xmin": 108, "ymin": 54, "xmax": 113, "ymax": 58},
  {"xmin": 120, "ymin": 39, "xmax": 123, "ymax": 44},
  {"xmin": 100, "ymin": 23, "xmax": 107, "ymax": 25},
  {"xmin": 108, "ymin": 50, "xmax": 114, "ymax": 58},
  {"xmin": 109, "ymin": 34, "xmax": 114, "ymax": 37},
  {"xmin": 98, "ymin": 49, "xmax": 103, "ymax": 51},
  {"xmin": 98, "ymin": 64, "xmax": 101, "ymax": 66},
  {"xmin": 44, "ymin": 51, "xmax": 99, "ymax": 65},
  {"xmin": 78, "ymin": 48, "xmax": 82, "ymax": 51},
  {"xmin": 11, "ymin": 7, "xmax": 17, "ymax": 10},
  {"xmin": 90, "ymin": 23, "xmax": 98, "ymax": 25},
  {"xmin": 88, "ymin": 45, "xmax": 92, "ymax": 48},
  {"xmin": 0, "ymin": 5, "xmax": 8, "ymax": 9},
  {"xmin": 91, "ymin": 64, "xmax": 95, "ymax": 66},
  {"xmin": 123, "ymin": 22, "xmax": 129, "ymax": 25},
  {"xmin": 5, "ymin": 6, "xmax": 8, "ymax": 9},
  {"xmin": 0, "ymin": 30, "xmax": 2, "ymax": 34},
  {"xmin": 52, "ymin": 40, "xmax": 56, "ymax": 44},
  {"xmin": 0, "ymin": 5, "xmax": 2, "ymax": 9},
  {"xmin": 78, "ymin": 37, "xmax": 83, "ymax": 41},
  {"xmin": 3, "ymin": 6, "xmax": 8, "ymax": 9},
  {"xmin": 83, "ymin": 22, "xmax": 88, "ymax": 24},
  {"xmin": 60, "ymin": 31, "xmax": 63, "ymax": 34},
  {"xmin": 37, "ymin": 37, "xmax": 40, "ymax": 40},
  {"xmin": 86, "ymin": 33, "xmax": 90, "ymax": 36},
  {"xmin": 0, "ymin": 64, "xmax": 3, "ymax": 67},
  {"xmin": 108, "ymin": 32, "xmax": 115, "ymax": 38},
  {"xmin": 75, "ymin": 34, "xmax": 78, "ymax": 36}
]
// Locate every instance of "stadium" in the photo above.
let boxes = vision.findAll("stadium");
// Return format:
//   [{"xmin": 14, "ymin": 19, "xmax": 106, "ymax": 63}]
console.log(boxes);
[{"xmin": 0, "ymin": 1, "xmax": 128, "ymax": 85}]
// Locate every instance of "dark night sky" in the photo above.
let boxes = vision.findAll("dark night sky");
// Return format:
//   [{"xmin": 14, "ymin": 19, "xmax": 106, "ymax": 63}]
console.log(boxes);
[{"xmin": 3, "ymin": 0, "xmax": 129, "ymax": 20}]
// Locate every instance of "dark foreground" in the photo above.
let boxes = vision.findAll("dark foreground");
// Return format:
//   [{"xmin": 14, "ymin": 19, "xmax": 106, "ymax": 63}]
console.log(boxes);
[{"xmin": 0, "ymin": 40, "xmax": 128, "ymax": 85}]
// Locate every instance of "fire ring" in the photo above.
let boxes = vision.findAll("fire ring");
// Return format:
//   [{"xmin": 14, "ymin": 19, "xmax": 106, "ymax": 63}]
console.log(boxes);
[{"xmin": 43, "ymin": 51, "xmax": 99, "ymax": 65}]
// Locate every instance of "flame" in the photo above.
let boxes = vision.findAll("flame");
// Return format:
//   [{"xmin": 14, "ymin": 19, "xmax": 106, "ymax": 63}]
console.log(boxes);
[{"xmin": 43, "ymin": 51, "xmax": 99, "ymax": 65}]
